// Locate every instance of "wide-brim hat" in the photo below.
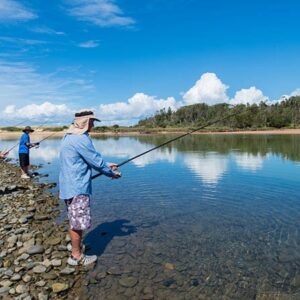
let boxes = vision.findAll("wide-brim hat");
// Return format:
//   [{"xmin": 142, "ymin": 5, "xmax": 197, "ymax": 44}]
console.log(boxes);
[
  {"xmin": 23, "ymin": 126, "xmax": 34, "ymax": 133},
  {"xmin": 66, "ymin": 111, "xmax": 101, "ymax": 135}
]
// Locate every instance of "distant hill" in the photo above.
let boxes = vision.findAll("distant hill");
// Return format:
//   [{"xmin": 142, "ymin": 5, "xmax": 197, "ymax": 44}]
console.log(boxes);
[{"xmin": 137, "ymin": 96, "xmax": 300, "ymax": 129}]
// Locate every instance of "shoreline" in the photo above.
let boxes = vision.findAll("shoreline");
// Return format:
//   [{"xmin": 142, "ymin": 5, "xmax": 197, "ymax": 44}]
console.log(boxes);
[
  {"xmin": 1, "ymin": 128, "xmax": 300, "ymax": 139},
  {"xmin": 0, "ymin": 161, "xmax": 84, "ymax": 299}
]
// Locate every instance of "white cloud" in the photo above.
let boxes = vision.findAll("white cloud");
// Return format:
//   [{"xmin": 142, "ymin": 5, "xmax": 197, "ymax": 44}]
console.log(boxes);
[
  {"xmin": 183, "ymin": 73, "xmax": 229, "ymax": 105},
  {"xmin": 3, "ymin": 102, "xmax": 73, "ymax": 122},
  {"xmin": 31, "ymin": 26, "xmax": 65, "ymax": 35},
  {"xmin": 66, "ymin": 0, "xmax": 135, "ymax": 27},
  {"xmin": 234, "ymin": 153, "xmax": 264, "ymax": 172},
  {"xmin": 183, "ymin": 152, "xmax": 228, "ymax": 185},
  {"xmin": 0, "ymin": 0, "xmax": 37, "ymax": 22},
  {"xmin": 98, "ymin": 92, "xmax": 178, "ymax": 122},
  {"xmin": 230, "ymin": 86, "xmax": 268, "ymax": 105},
  {"xmin": 78, "ymin": 40, "xmax": 100, "ymax": 48}
]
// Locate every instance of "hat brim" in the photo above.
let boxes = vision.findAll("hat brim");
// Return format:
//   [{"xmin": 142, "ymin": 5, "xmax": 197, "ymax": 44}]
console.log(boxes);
[
  {"xmin": 91, "ymin": 117, "xmax": 101, "ymax": 122},
  {"xmin": 23, "ymin": 129, "xmax": 34, "ymax": 133}
]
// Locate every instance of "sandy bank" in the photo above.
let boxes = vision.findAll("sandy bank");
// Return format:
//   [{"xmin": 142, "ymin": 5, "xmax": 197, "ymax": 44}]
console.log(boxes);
[{"xmin": 1, "ymin": 128, "xmax": 300, "ymax": 140}]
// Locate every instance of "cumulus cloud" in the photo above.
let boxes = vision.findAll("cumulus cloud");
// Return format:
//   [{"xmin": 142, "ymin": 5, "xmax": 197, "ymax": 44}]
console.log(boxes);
[
  {"xmin": 3, "ymin": 102, "xmax": 73, "ymax": 122},
  {"xmin": 98, "ymin": 92, "xmax": 178, "ymax": 122},
  {"xmin": 0, "ymin": 0, "xmax": 37, "ymax": 22},
  {"xmin": 66, "ymin": 0, "xmax": 135, "ymax": 27},
  {"xmin": 183, "ymin": 73, "xmax": 229, "ymax": 105},
  {"xmin": 78, "ymin": 40, "xmax": 100, "ymax": 48},
  {"xmin": 230, "ymin": 86, "xmax": 268, "ymax": 105}
]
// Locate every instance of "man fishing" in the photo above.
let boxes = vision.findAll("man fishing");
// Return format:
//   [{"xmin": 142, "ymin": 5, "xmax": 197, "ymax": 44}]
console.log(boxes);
[
  {"xmin": 19, "ymin": 126, "xmax": 39, "ymax": 179},
  {"xmin": 59, "ymin": 111, "xmax": 121, "ymax": 266}
]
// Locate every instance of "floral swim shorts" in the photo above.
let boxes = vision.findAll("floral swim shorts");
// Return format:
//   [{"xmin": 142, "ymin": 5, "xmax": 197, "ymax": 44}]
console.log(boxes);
[{"xmin": 65, "ymin": 195, "xmax": 91, "ymax": 231}]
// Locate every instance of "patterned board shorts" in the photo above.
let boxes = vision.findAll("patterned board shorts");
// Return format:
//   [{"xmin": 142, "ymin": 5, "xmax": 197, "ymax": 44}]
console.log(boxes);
[{"xmin": 65, "ymin": 195, "xmax": 91, "ymax": 231}]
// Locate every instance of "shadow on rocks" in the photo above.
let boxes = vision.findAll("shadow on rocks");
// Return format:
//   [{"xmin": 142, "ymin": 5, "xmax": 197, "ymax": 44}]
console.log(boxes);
[{"xmin": 84, "ymin": 219, "xmax": 137, "ymax": 256}]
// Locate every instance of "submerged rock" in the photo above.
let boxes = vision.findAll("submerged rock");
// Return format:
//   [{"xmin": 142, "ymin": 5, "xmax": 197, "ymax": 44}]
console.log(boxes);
[{"xmin": 52, "ymin": 282, "xmax": 69, "ymax": 293}]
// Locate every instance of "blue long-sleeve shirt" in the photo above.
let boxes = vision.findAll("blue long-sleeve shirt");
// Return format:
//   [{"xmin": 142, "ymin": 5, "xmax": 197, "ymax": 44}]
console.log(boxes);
[
  {"xmin": 19, "ymin": 132, "xmax": 30, "ymax": 154},
  {"xmin": 59, "ymin": 133, "xmax": 115, "ymax": 200}
]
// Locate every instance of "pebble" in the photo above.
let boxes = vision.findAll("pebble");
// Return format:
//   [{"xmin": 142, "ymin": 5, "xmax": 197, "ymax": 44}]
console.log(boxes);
[
  {"xmin": 51, "ymin": 259, "xmax": 62, "ymax": 267},
  {"xmin": 0, "ymin": 280, "xmax": 13, "ymax": 287},
  {"xmin": 164, "ymin": 262, "xmax": 175, "ymax": 270},
  {"xmin": 52, "ymin": 282, "xmax": 69, "ymax": 293},
  {"xmin": 38, "ymin": 292, "xmax": 49, "ymax": 300},
  {"xmin": 27, "ymin": 245, "xmax": 44, "ymax": 255},
  {"xmin": 11, "ymin": 274, "xmax": 21, "ymax": 281},
  {"xmin": 32, "ymin": 265, "xmax": 47, "ymax": 274},
  {"xmin": 60, "ymin": 267, "xmax": 75, "ymax": 275},
  {"xmin": 119, "ymin": 277, "xmax": 138, "ymax": 288},
  {"xmin": 0, "ymin": 287, "xmax": 9, "ymax": 295},
  {"xmin": 16, "ymin": 284, "xmax": 29, "ymax": 294},
  {"xmin": 22, "ymin": 275, "xmax": 31, "ymax": 283}
]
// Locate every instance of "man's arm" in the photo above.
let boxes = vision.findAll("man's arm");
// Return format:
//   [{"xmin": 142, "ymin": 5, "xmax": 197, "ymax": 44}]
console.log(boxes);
[{"xmin": 76, "ymin": 135, "xmax": 118, "ymax": 178}]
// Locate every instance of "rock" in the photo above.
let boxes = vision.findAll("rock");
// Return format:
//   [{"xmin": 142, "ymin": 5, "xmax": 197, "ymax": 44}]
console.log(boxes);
[
  {"xmin": 0, "ymin": 287, "xmax": 9, "ymax": 295},
  {"xmin": 33, "ymin": 265, "xmax": 47, "ymax": 274},
  {"xmin": 119, "ymin": 277, "xmax": 138, "ymax": 288},
  {"xmin": 0, "ymin": 280, "xmax": 13, "ymax": 287},
  {"xmin": 43, "ymin": 272, "xmax": 58, "ymax": 280},
  {"xmin": 190, "ymin": 278, "xmax": 200, "ymax": 286},
  {"xmin": 96, "ymin": 272, "xmax": 106, "ymax": 281},
  {"xmin": 52, "ymin": 283, "xmax": 69, "ymax": 293},
  {"xmin": 36, "ymin": 280, "xmax": 46, "ymax": 287},
  {"xmin": 16, "ymin": 284, "xmax": 29, "ymax": 294},
  {"xmin": 107, "ymin": 266, "xmax": 123, "ymax": 275},
  {"xmin": 35, "ymin": 215, "xmax": 50, "ymax": 221},
  {"xmin": 19, "ymin": 217, "xmax": 28, "ymax": 224},
  {"xmin": 38, "ymin": 292, "xmax": 49, "ymax": 300},
  {"xmin": 60, "ymin": 267, "xmax": 75, "ymax": 275},
  {"xmin": 51, "ymin": 259, "xmax": 62, "ymax": 267},
  {"xmin": 27, "ymin": 245, "xmax": 44, "ymax": 255},
  {"xmin": 47, "ymin": 237, "xmax": 61, "ymax": 246},
  {"xmin": 11, "ymin": 274, "xmax": 21, "ymax": 281},
  {"xmin": 42, "ymin": 259, "xmax": 52, "ymax": 268},
  {"xmin": 7, "ymin": 235, "xmax": 17, "ymax": 245},
  {"xmin": 163, "ymin": 278, "xmax": 176, "ymax": 287},
  {"xmin": 164, "ymin": 263, "xmax": 175, "ymax": 270},
  {"xmin": 17, "ymin": 253, "xmax": 29, "ymax": 261},
  {"xmin": 22, "ymin": 275, "xmax": 31, "ymax": 283}
]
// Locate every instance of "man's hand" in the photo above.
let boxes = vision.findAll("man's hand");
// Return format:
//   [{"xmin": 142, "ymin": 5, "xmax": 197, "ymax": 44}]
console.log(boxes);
[
  {"xmin": 112, "ymin": 171, "xmax": 122, "ymax": 179},
  {"xmin": 108, "ymin": 163, "xmax": 119, "ymax": 171}
]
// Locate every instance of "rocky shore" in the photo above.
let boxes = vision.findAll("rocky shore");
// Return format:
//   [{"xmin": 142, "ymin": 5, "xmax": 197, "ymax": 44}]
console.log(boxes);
[{"xmin": 0, "ymin": 161, "xmax": 83, "ymax": 299}]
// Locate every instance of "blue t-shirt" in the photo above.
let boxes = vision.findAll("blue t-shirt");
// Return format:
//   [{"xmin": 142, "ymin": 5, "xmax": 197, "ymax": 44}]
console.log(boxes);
[{"xmin": 19, "ymin": 133, "xmax": 30, "ymax": 154}]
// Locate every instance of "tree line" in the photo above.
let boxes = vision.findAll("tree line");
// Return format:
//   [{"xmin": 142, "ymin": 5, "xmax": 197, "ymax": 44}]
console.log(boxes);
[{"xmin": 137, "ymin": 96, "xmax": 300, "ymax": 129}]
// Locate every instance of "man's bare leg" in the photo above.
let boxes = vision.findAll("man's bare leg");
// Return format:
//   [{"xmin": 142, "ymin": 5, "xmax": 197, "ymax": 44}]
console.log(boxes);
[
  {"xmin": 69, "ymin": 229, "xmax": 82, "ymax": 259},
  {"xmin": 21, "ymin": 166, "xmax": 28, "ymax": 175}
]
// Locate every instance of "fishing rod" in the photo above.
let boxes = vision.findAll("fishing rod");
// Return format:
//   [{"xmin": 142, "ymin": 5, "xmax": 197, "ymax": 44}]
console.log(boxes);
[
  {"xmin": 4, "ymin": 122, "xmax": 49, "ymax": 154},
  {"xmin": 92, "ymin": 108, "xmax": 244, "ymax": 180}
]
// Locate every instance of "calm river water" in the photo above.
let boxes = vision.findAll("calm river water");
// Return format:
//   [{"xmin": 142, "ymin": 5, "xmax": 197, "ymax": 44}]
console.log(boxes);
[{"xmin": 2, "ymin": 134, "xmax": 300, "ymax": 299}]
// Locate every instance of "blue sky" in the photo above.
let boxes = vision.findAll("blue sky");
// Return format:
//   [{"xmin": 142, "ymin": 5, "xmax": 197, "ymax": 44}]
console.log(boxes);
[{"xmin": 0, "ymin": 0, "xmax": 299, "ymax": 125}]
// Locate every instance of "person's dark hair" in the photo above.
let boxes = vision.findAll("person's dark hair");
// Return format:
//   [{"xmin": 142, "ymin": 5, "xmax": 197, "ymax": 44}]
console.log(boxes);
[{"xmin": 75, "ymin": 111, "xmax": 94, "ymax": 117}]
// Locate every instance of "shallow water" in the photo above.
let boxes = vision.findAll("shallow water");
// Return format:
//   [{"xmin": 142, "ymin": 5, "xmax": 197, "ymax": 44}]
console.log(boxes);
[{"xmin": 2, "ymin": 134, "xmax": 300, "ymax": 299}]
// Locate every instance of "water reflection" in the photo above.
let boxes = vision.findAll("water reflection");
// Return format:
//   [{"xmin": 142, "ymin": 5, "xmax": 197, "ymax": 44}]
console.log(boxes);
[
  {"xmin": 94, "ymin": 138, "xmax": 177, "ymax": 167},
  {"xmin": 234, "ymin": 152, "xmax": 265, "ymax": 171},
  {"xmin": 183, "ymin": 152, "xmax": 228, "ymax": 185},
  {"xmin": 3, "ymin": 135, "xmax": 300, "ymax": 186}
]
